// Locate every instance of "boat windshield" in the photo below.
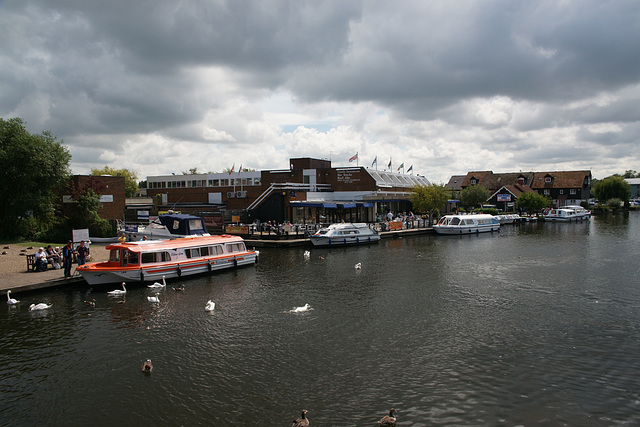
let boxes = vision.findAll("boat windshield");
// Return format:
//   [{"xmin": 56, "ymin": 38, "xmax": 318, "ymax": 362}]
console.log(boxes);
[
  {"xmin": 109, "ymin": 250, "xmax": 120, "ymax": 262},
  {"xmin": 315, "ymin": 229, "xmax": 329, "ymax": 235}
]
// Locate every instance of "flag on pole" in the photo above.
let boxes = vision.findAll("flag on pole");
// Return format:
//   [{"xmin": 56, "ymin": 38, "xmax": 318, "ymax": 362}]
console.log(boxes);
[
  {"xmin": 388, "ymin": 158, "xmax": 392, "ymax": 169},
  {"xmin": 349, "ymin": 153, "xmax": 358, "ymax": 162},
  {"xmin": 238, "ymin": 164, "xmax": 242, "ymax": 173},
  {"xmin": 397, "ymin": 162, "xmax": 404, "ymax": 172},
  {"xmin": 371, "ymin": 156, "xmax": 377, "ymax": 168},
  {"xmin": 407, "ymin": 165, "xmax": 413, "ymax": 173},
  {"xmin": 229, "ymin": 163, "xmax": 235, "ymax": 174}
]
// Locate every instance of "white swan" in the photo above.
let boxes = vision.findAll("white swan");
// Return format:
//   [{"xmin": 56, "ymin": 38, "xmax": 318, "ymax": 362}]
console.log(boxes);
[
  {"xmin": 291, "ymin": 303, "xmax": 311, "ymax": 313},
  {"xmin": 148, "ymin": 276, "xmax": 166, "ymax": 289},
  {"xmin": 147, "ymin": 293, "xmax": 160, "ymax": 303},
  {"xmin": 205, "ymin": 300, "xmax": 216, "ymax": 311},
  {"xmin": 6, "ymin": 290, "xmax": 19, "ymax": 305},
  {"xmin": 107, "ymin": 282, "xmax": 127, "ymax": 295},
  {"xmin": 355, "ymin": 262, "xmax": 362, "ymax": 270},
  {"xmin": 303, "ymin": 250, "xmax": 310, "ymax": 259},
  {"xmin": 29, "ymin": 303, "xmax": 52, "ymax": 311}
]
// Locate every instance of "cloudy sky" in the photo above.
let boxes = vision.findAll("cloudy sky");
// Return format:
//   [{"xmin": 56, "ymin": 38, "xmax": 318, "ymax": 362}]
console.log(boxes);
[{"xmin": 2, "ymin": 1, "xmax": 639, "ymax": 183}]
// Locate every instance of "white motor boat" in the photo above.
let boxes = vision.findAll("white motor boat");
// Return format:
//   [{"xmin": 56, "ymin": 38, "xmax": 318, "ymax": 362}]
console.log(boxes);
[
  {"xmin": 433, "ymin": 214, "xmax": 500, "ymax": 235},
  {"xmin": 310, "ymin": 223, "xmax": 380, "ymax": 247}
]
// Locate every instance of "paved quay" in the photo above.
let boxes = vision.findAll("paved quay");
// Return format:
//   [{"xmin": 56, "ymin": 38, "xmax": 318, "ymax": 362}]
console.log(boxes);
[{"xmin": 2, "ymin": 227, "xmax": 433, "ymax": 295}]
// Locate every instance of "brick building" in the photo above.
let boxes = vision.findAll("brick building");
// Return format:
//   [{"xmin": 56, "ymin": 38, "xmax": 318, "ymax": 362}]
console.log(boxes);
[
  {"xmin": 146, "ymin": 157, "xmax": 431, "ymax": 225},
  {"xmin": 61, "ymin": 175, "xmax": 126, "ymax": 220}
]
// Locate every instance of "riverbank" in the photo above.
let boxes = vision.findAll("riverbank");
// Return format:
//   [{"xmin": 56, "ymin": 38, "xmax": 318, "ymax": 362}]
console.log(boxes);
[{"xmin": 1, "ymin": 227, "xmax": 432, "ymax": 295}]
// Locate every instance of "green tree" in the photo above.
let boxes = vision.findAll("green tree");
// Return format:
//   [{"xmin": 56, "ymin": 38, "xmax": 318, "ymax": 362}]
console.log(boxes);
[
  {"xmin": 461, "ymin": 185, "xmax": 490, "ymax": 210},
  {"xmin": 593, "ymin": 176, "xmax": 631, "ymax": 203},
  {"xmin": 411, "ymin": 183, "xmax": 450, "ymax": 225},
  {"xmin": 91, "ymin": 166, "xmax": 139, "ymax": 198},
  {"xmin": 516, "ymin": 191, "xmax": 550, "ymax": 213},
  {"xmin": 0, "ymin": 117, "xmax": 71, "ymax": 238}
]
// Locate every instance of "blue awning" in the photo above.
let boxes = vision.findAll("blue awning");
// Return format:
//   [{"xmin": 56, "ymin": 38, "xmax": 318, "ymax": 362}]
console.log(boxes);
[
  {"xmin": 340, "ymin": 203, "xmax": 357, "ymax": 208},
  {"xmin": 357, "ymin": 202, "xmax": 374, "ymax": 208},
  {"xmin": 323, "ymin": 203, "xmax": 337, "ymax": 209}
]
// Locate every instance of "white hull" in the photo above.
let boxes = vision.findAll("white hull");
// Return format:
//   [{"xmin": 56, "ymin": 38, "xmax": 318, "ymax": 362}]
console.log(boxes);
[
  {"xmin": 544, "ymin": 206, "xmax": 591, "ymax": 222},
  {"xmin": 310, "ymin": 234, "xmax": 381, "ymax": 246},
  {"xmin": 80, "ymin": 253, "xmax": 258, "ymax": 285},
  {"xmin": 433, "ymin": 224, "xmax": 500, "ymax": 235}
]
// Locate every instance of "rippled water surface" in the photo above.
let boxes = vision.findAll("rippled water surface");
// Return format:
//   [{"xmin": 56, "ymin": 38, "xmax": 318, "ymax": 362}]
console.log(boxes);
[{"xmin": 2, "ymin": 213, "xmax": 640, "ymax": 426}]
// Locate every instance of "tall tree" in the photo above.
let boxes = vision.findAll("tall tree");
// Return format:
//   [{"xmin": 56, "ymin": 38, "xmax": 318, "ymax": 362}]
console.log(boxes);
[
  {"xmin": 91, "ymin": 166, "xmax": 139, "ymax": 198},
  {"xmin": 411, "ymin": 183, "xmax": 450, "ymax": 225},
  {"xmin": 0, "ymin": 117, "xmax": 71, "ymax": 238},
  {"xmin": 516, "ymin": 191, "xmax": 550, "ymax": 213},
  {"xmin": 594, "ymin": 176, "xmax": 631, "ymax": 203},
  {"xmin": 461, "ymin": 185, "xmax": 491, "ymax": 210}
]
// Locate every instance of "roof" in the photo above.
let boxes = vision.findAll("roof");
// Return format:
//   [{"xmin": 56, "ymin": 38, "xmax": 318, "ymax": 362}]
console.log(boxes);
[
  {"xmin": 446, "ymin": 175, "xmax": 466, "ymax": 190},
  {"xmin": 625, "ymin": 178, "xmax": 640, "ymax": 185},
  {"xmin": 461, "ymin": 170, "xmax": 591, "ymax": 191},
  {"xmin": 365, "ymin": 169, "xmax": 430, "ymax": 189},
  {"xmin": 106, "ymin": 235, "xmax": 244, "ymax": 253}
]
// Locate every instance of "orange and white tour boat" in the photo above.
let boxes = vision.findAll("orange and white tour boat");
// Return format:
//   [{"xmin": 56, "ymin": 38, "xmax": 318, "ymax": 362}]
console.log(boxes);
[{"xmin": 77, "ymin": 235, "xmax": 258, "ymax": 285}]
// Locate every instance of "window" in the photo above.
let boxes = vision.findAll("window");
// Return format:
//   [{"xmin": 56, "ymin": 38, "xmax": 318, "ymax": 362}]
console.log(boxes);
[
  {"xmin": 185, "ymin": 248, "xmax": 200, "ymax": 259},
  {"xmin": 559, "ymin": 189, "xmax": 564, "ymax": 195},
  {"xmin": 211, "ymin": 245, "xmax": 223, "ymax": 255},
  {"xmin": 570, "ymin": 189, "xmax": 576, "ymax": 195},
  {"xmin": 110, "ymin": 250, "xmax": 120, "ymax": 262},
  {"xmin": 226, "ymin": 243, "xmax": 246, "ymax": 253},
  {"xmin": 544, "ymin": 189, "xmax": 550, "ymax": 195},
  {"xmin": 141, "ymin": 253, "xmax": 156, "ymax": 264},
  {"xmin": 200, "ymin": 247, "xmax": 209, "ymax": 256},
  {"xmin": 545, "ymin": 176, "xmax": 552, "ymax": 183},
  {"xmin": 471, "ymin": 179, "xmax": 477, "ymax": 185},
  {"xmin": 128, "ymin": 251, "xmax": 139, "ymax": 265}
]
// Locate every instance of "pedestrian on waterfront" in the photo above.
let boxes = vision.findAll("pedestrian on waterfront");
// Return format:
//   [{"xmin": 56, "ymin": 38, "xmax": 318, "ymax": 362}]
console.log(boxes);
[
  {"xmin": 62, "ymin": 241, "xmax": 74, "ymax": 278},
  {"xmin": 34, "ymin": 247, "xmax": 48, "ymax": 271},
  {"xmin": 76, "ymin": 241, "xmax": 90, "ymax": 266},
  {"xmin": 118, "ymin": 232, "xmax": 126, "ymax": 244},
  {"xmin": 45, "ymin": 245, "xmax": 61, "ymax": 269}
]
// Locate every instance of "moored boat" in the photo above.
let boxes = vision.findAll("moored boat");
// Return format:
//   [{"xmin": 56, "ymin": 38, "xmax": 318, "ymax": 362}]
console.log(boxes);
[
  {"xmin": 310, "ymin": 223, "xmax": 380, "ymax": 246},
  {"xmin": 433, "ymin": 214, "xmax": 500, "ymax": 235},
  {"xmin": 544, "ymin": 206, "xmax": 590, "ymax": 222},
  {"xmin": 77, "ymin": 235, "xmax": 258, "ymax": 285}
]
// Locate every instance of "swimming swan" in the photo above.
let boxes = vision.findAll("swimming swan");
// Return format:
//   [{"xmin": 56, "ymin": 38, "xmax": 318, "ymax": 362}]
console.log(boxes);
[
  {"xmin": 147, "ymin": 293, "xmax": 160, "ymax": 303},
  {"xmin": 205, "ymin": 300, "xmax": 216, "ymax": 311},
  {"xmin": 290, "ymin": 303, "xmax": 311, "ymax": 313},
  {"xmin": 6, "ymin": 290, "xmax": 19, "ymax": 305},
  {"xmin": 355, "ymin": 262, "xmax": 362, "ymax": 270},
  {"xmin": 107, "ymin": 283, "xmax": 127, "ymax": 295},
  {"xmin": 29, "ymin": 303, "xmax": 52, "ymax": 311},
  {"xmin": 148, "ymin": 276, "xmax": 166, "ymax": 289},
  {"xmin": 303, "ymin": 250, "xmax": 310, "ymax": 259}
]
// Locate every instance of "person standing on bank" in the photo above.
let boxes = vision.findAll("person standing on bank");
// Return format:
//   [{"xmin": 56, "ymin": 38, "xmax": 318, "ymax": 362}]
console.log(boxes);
[
  {"xmin": 76, "ymin": 241, "xmax": 90, "ymax": 266},
  {"xmin": 63, "ymin": 241, "xmax": 75, "ymax": 278}
]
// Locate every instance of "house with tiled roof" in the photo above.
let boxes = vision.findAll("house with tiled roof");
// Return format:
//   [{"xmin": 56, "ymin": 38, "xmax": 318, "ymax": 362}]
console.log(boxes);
[
  {"xmin": 456, "ymin": 170, "xmax": 592, "ymax": 208},
  {"xmin": 487, "ymin": 184, "xmax": 536, "ymax": 211}
]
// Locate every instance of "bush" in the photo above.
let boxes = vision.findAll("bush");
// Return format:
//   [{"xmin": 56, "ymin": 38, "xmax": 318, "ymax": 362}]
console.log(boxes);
[{"xmin": 607, "ymin": 198, "xmax": 623, "ymax": 209}]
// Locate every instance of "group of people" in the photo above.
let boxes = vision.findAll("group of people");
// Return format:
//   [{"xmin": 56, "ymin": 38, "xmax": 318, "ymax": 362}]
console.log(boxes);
[{"xmin": 34, "ymin": 240, "xmax": 90, "ymax": 278}]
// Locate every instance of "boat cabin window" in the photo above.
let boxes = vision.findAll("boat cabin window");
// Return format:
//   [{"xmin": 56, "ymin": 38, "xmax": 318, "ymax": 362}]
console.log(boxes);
[
  {"xmin": 226, "ymin": 243, "xmax": 246, "ymax": 253},
  {"xmin": 210, "ymin": 245, "xmax": 223, "ymax": 255},
  {"xmin": 200, "ymin": 246, "xmax": 209, "ymax": 256},
  {"xmin": 141, "ymin": 252, "xmax": 156, "ymax": 264},
  {"xmin": 126, "ymin": 250, "xmax": 139, "ymax": 266},
  {"xmin": 462, "ymin": 219, "xmax": 473, "ymax": 225},
  {"xmin": 450, "ymin": 217, "xmax": 461, "ymax": 225},
  {"xmin": 110, "ymin": 249, "xmax": 120, "ymax": 262},
  {"xmin": 185, "ymin": 248, "xmax": 200, "ymax": 259}
]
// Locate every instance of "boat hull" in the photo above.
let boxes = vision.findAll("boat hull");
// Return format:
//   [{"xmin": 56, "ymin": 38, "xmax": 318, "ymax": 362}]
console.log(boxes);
[
  {"xmin": 310, "ymin": 234, "xmax": 381, "ymax": 246},
  {"xmin": 79, "ymin": 253, "xmax": 258, "ymax": 285},
  {"xmin": 433, "ymin": 224, "xmax": 500, "ymax": 235}
]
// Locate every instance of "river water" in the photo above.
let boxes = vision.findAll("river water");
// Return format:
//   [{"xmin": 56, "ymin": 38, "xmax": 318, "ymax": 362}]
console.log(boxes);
[{"xmin": 1, "ymin": 213, "xmax": 639, "ymax": 426}]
